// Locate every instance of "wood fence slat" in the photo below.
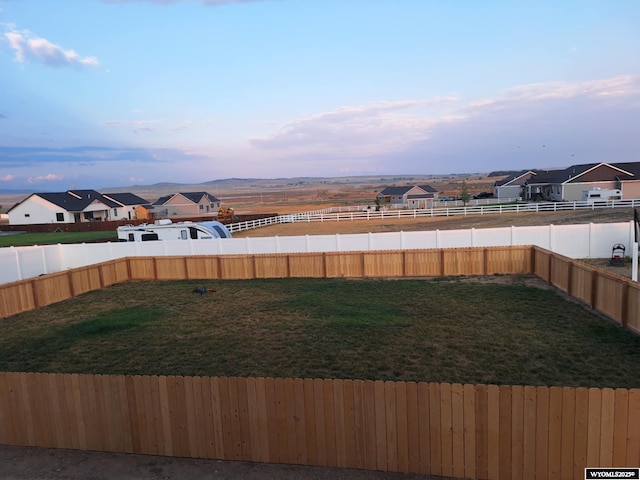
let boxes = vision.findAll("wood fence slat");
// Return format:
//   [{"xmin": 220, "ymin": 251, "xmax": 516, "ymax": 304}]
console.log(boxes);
[
  {"xmin": 451, "ymin": 383, "xmax": 465, "ymax": 479},
  {"xmin": 167, "ymin": 376, "xmax": 186, "ymax": 457},
  {"xmin": 384, "ymin": 381, "xmax": 399, "ymax": 472},
  {"xmin": 405, "ymin": 382, "xmax": 420, "ymax": 474},
  {"xmin": 227, "ymin": 377, "xmax": 243, "ymax": 461},
  {"xmin": 125, "ymin": 375, "xmax": 141, "ymax": 454},
  {"xmin": 613, "ymin": 388, "xmax": 629, "ymax": 467},
  {"xmin": 587, "ymin": 388, "xmax": 602, "ymax": 468},
  {"xmin": 175, "ymin": 376, "xmax": 192, "ymax": 457},
  {"xmin": 132, "ymin": 375, "xmax": 151, "ymax": 455},
  {"xmin": 573, "ymin": 387, "xmax": 589, "ymax": 480},
  {"xmin": 15, "ymin": 373, "xmax": 34, "ymax": 446},
  {"xmin": 63, "ymin": 374, "xmax": 82, "ymax": 450},
  {"xmin": 464, "ymin": 383, "xmax": 478, "ymax": 480},
  {"xmin": 626, "ymin": 389, "xmax": 640, "ymax": 467},
  {"xmin": 351, "ymin": 380, "xmax": 366, "ymax": 470},
  {"xmin": 142, "ymin": 375, "xmax": 160, "ymax": 455},
  {"xmin": 535, "ymin": 386, "xmax": 549, "ymax": 480},
  {"xmin": 245, "ymin": 377, "xmax": 260, "ymax": 462},
  {"xmin": 80, "ymin": 374, "xmax": 102, "ymax": 452},
  {"xmin": 293, "ymin": 378, "xmax": 308, "ymax": 465},
  {"xmin": 560, "ymin": 387, "xmax": 576, "ymax": 480},
  {"xmin": 333, "ymin": 379, "xmax": 347, "ymax": 468},
  {"xmin": 395, "ymin": 381, "xmax": 409, "ymax": 473},
  {"xmin": 99, "ymin": 374, "xmax": 117, "ymax": 452},
  {"xmin": 341, "ymin": 379, "xmax": 356, "ymax": 469},
  {"xmin": 429, "ymin": 382, "xmax": 442, "ymax": 476},
  {"xmin": 487, "ymin": 384, "xmax": 500, "ymax": 480},
  {"xmin": 374, "ymin": 380, "xmax": 387, "ymax": 471},
  {"xmin": 0, "ymin": 374, "xmax": 15, "ymax": 445},
  {"xmin": 274, "ymin": 378, "xmax": 289, "ymax": 463},
  {"xmin": 511, "ymin": 385, "xmax": 524, "ymax": 480},
  {"xmin": 498, "ymin": 385, "xmax": 512, "ymax": 480},
  {"xmin": 284, "ymin": 377, "xmax": 298, "ymax": 464},
  {"xmin": 323, "ymin": 378, "xmax": 337, "ymax": 468},
  {"xmin": 237, "ymin": 377, "xmax": 252, "ymax": 462},
  {"xmin": 417, "ymin": 382, "xmax": 431, "ymax": 475},
  {"xmin": 70, "ymin": 374, "xmax": 87, "ymax": 451},
  {"xmin": 115, "ymin": 375, "xmax": 134, "ymax": 455},
  {"xmin": 47, "ymin": 373, "xmax": 68, "ymax": 449},
  {"xmin": 30, "ymin": 373, "xmax": 52, "ymax": 448},
  {"xmin": 217, "ymin": 376, "xmax": 234, "ymax": 460},
  {"xmin": 312, "ymin": 378, "xmax": 327, "ymax": 466},
  {"xmin": 255, "ymin": 377, "xmax": 271, "ymax": 463},
  {"xmin": 440, "ymin": 382, "xmax": 453, "ymax": 478},
  {"xmin": 363, "ymin": 380, "xmax": 377, "ymax": 471},
  {"xmin": 106, "ymin": 375, "xmax": 127, "ymax": 453},
  {"xmin": 157, "ymin": 376, "xmax": 173, "ymax": 457},
  {"xmin": 548, "ymin": 386, "xmax": 563, "ymax": 480},
  {"xmin": 302, "ymin": 378, "xmax": 317, "ymax": 466},
  {"xmin": 600, "ymin": 388, "xmax": 615, "ymax": 467},
  {"xmin": 209, "ymin": 377, "xmax": 225, "ymax": 460},
  {"xmin": 522, "ymin": 386, "xmax": 536, "ymax": 480},
  {"xmin": 190, "ymin": 376, "xmax": 208, "ymax": 459}
]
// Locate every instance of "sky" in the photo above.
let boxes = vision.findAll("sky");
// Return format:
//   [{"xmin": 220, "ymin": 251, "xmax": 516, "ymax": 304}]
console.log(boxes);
[{"xmin": 0, "ymin": 0, "xmax": 639, "ymax": 191}]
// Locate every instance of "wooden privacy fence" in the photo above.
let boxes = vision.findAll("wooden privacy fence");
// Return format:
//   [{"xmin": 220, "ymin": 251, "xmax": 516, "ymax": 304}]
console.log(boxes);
[
  {"xmin": 0, "ymin": 246, "xmax": 534, "ymax": 318},
  {"xmin": 1, "ymin": 372, "xmax": 639, "ymax": 480}
]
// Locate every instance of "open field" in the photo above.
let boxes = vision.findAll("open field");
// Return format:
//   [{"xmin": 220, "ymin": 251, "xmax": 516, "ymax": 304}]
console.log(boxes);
[
  {"xmin": 2, "ymin": 276, "xmax": 639, "ymax": 389},
  {"xmin": 233, "ymin": 207, "xmax": 636, "ymax": 237}
]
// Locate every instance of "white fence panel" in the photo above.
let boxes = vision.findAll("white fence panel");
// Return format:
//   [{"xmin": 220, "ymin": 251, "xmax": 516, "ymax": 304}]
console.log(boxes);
[
  {"xmin": 0, "ymin": 221, "xmax": 636, "ymax": 285},
  {"xmin": 0, "ymin": 249, "xmax": 22, "ymax": 284},
  {"xmin": 473, "ymin": 227, "xmax": 513, "ymax": 247}
]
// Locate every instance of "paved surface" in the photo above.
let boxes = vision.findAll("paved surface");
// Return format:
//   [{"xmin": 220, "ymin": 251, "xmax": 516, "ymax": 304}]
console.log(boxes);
[{"xmin": 0, "ymin": 445, "xmax": 457, "ymax": 480}]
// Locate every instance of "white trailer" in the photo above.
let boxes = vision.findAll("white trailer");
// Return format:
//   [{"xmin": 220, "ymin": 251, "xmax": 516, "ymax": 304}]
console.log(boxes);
[{"xmin": 117, "ymin": 219, "xmax": 232, "ymax": 242}]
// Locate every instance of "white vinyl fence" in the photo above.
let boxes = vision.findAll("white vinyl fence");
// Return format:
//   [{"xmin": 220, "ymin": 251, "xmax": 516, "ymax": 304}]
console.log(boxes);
[{"xmin": 0, "ymin": 222, "xmax": 635, "ymax": 285}]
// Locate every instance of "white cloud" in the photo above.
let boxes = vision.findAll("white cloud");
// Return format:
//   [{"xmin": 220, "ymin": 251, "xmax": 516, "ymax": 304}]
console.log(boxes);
[
  {"xmin": 247, "ymin": 75, "xmax": 640, "ymax": 174},
  {"xmin": 105, "ymin": 119, "xmax": 159, "ymax": 133},
  {"xmin": 250, "ymin": 97, "xmax": 459, "ymax": 157},
  {"xmin": 171, "ymin": 121, "xmax": 193, "ymax": 132},
  {"xmin": 0, "ymin": 174, "xmax": 15, "ymax": 182},
  {"xmin": 27, "ymin": 173, "xmax": 63, "ymax": 184},
  {"xmin": 4, "ymin": 30, "xmax": 99, "ymax": 68}
]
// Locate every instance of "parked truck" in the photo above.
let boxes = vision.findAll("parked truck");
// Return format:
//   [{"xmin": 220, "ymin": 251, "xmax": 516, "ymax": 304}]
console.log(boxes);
[{"xmin": 117, "ymin": 219, "xmax": 232, "ymax": 242}]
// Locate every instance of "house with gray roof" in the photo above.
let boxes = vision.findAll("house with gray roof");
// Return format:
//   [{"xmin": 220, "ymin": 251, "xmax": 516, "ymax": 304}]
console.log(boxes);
[
  {"xmin": 7, "ymin": 190, "xmax": 151, "ymax": 225},
  {"xmin": 522, "ymin": 162, "xmax": 640, "ymax": 201},
  {"xmin": 152, "ymin": 191, "xmax": 221, "ymax": 217},
  {"xmin": 493, "ymin": 170, "xmax": 536, "ymax": 199},
  {"xmin": 376, "ymin": 185, "xmax": 438, "ymax": 208}
]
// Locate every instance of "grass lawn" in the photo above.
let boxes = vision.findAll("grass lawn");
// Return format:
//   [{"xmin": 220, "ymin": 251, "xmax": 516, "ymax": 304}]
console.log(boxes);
[
  {"xmin": 2, "ymin": 277, "xmax": 639, "ymax": 389},
  {"xmin": 0, "ymin": 231, "xmax": 117, "ymax": 247}
]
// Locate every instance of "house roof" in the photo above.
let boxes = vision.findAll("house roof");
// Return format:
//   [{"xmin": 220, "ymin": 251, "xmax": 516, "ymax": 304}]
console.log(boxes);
[
  {"xmin": 153, "ymin": 191, "xmax": 220, "ymax": 205},
  {"xmin": 378, "ymin": 186, "xmax": 413, "ymax": 196},
  {"xmin": 379, "ymin": 185, "xmax": 436, "ymax": 196},
  {"xmin": 8, "ymin": 190, "xmax": 150, "ymax": 213},
  {"xmin": 102, "ymin": 192, "xmax": 151, "ymax": 206},
  {"xmin": 35, "ymin": 190, "xmax": 119, "ymax": 211},
  {"xmin": 494, "ymin": 170, "xmax": 536, "ymax": 187}
]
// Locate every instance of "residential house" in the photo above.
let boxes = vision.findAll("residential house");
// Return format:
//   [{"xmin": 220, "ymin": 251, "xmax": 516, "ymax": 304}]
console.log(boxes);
[
  {"xmin": 7, "ymin": 190, "xmax": 151, "ymax": 225},
  {"xmin": 376, "ymin": 185, "xmax": 438, "ymax": 209},
  {"xmin": 493, "ymin": 170, "xmax": 536, "ymax": 199},
  {"xmin": 152, "ymin": 191, "xmax": 221, "ymax": 217},
  {"xmin": 522, "ymin": 162, "xmax": 640, "ymax": 202}
]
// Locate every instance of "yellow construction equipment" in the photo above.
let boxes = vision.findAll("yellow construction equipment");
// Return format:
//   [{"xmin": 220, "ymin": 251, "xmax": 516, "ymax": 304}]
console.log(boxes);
[{"xmin": 216, "ymin": 207, "xmax": 238, "ymax": 223}]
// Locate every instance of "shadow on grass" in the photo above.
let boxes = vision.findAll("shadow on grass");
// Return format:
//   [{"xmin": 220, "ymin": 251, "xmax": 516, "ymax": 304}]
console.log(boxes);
[{"xmin": 2, "ymin": 306, "xmax": 163, "ymax": 372}]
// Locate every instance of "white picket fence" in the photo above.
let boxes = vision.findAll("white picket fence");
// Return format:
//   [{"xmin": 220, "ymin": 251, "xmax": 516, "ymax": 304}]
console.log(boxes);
[
  {"xmin": 1, "ymin": 221, "xmax": 635, "ymax": 286},
  {"xmin": 227, "ymin": 199, "xmax": 640, "ymax": 233}
]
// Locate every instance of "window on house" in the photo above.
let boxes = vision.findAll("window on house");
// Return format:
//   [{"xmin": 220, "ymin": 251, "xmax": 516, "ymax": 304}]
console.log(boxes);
[
  {"xmin": 199, "ymin": 204, "xmax": 204, "ymax": 210},
  {"xmin": 56, "ymin": 213, "xmax": 64, "ymax": 222},
  {"xmin": 113, "ymin": 208, "xmax": 118, "ymax": 217}
]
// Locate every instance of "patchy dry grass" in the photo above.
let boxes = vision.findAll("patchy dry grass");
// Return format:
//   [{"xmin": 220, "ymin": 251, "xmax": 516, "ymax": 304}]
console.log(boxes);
[{"xmin": 2, "ymin": 277, "xmax": 639, "ymax": 389}]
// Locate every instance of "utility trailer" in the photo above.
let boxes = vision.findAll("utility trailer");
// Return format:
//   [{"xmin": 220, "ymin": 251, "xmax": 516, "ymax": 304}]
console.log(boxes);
[{"xmin": 117, "ymin": 219, "xmax": 232, "ymax": 242}]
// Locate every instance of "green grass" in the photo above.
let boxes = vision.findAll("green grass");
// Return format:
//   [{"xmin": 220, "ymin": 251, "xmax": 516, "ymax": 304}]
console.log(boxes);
[
  {"xmin": 1, "ymin": 277, "xmax": 639, "ymax": 388},
  {"xmin": 0, "ymin": 231, "xmax": 117, "ymax": 247}
]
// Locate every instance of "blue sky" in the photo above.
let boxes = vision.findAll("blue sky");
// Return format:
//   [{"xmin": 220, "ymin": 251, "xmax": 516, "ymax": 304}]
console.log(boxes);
[{"xmin": 1, "ymin": 0, "xmax": 639, "ymax": 191}]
